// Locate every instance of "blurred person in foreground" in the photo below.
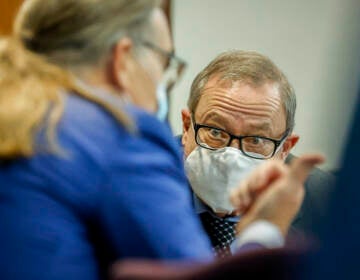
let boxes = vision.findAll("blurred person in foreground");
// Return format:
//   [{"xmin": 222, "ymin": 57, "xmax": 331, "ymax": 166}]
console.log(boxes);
[
  {"xmin": 0, "ymin": 0, "xmax": 323, "ymax": 279},
  {"xmin": 180, "ymin": 51, "xmax": 335, "ymax": 257}
]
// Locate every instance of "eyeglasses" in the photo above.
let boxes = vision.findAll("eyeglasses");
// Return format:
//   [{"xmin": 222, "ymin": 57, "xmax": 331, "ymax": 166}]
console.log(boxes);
[
  {"xmin": 193, "ymin": 121, "xmax": 289, "ymax": 160},
  {"xmin": 142, "ymin": 41, "xmax": 187, "ymax": 92}
]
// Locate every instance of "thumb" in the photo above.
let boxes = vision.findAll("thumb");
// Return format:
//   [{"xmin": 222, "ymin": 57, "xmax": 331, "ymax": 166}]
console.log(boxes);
[{"xmin": 288, "ymin": 154, "xmax": 325, "ymax": 184}]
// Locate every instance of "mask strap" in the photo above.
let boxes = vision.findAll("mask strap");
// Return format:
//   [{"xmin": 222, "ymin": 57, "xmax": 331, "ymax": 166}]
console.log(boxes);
[{"xmin": 273, "ymin": 136, "xmax": 288, "ymax": 156}]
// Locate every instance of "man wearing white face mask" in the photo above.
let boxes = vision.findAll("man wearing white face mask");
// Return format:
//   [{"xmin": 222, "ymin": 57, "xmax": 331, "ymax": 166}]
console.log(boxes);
[{"xmin": 181, "ymin": 50, "xmax": 335, "ymax": 258}]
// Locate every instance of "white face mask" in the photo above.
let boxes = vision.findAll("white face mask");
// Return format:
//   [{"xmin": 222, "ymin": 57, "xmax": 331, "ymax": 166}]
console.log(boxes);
[{"xmin": 184, "ymin": 146, "xmax": 263, "ymax": 214}]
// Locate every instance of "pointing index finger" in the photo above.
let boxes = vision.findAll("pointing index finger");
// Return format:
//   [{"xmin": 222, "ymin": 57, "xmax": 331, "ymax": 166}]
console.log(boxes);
[{"xmin": 288, "ymin": 154, "xmax": 325, "ymax": 184}]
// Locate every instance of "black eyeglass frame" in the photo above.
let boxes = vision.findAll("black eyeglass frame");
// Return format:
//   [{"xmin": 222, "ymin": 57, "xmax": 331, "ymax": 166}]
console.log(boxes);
[{"xmin": 193, "ymin": 122, "xmax": 290, "ymax": 160}]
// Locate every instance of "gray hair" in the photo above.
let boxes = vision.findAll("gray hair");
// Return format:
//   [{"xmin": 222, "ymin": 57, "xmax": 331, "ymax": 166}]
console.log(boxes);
[
  {"xmin": 188, "ymin": 50, "xmax": 296, "ymax": 133},
  {"xmin": 14, "ymin": 0, "xmax": 161, "ymax": 67}
]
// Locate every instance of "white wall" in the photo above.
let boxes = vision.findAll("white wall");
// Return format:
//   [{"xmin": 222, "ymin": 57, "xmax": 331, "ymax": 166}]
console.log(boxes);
[{"xmin": 169, "ymin": 0, "xmax": 360, "ymax": 171}]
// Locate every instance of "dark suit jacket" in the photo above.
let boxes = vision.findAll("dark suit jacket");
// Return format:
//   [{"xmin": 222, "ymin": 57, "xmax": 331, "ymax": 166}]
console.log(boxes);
[{"xmin": 285, "ymin": 154, "xmax": 335, "ymax": 239}]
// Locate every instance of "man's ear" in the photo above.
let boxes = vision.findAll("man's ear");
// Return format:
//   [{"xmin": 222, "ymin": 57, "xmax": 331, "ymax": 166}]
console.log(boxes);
[
  {"xmin": 181, "ymin": 109, "xmax": 191, "ymax": 146},
  {"xmin": 280, "ymin": 133, "xmax": 300, "ymax": 160},
  {"xmin": 109, "ymin": 37, "xmax": 133, "ymax": 90}
]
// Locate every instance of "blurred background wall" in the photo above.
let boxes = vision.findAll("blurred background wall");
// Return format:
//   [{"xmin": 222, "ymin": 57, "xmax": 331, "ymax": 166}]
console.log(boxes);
[{"xmin": 170, "ymin": 0, "xmax": 360, "ymax": 171}]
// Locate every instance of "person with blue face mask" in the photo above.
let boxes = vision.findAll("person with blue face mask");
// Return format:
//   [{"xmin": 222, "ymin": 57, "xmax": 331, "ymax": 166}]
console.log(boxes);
[
  {"xmin": 0, "ymin": 1, "xmax": 211, "ymax": 279},
  {"xmin": 181, "ymin": 50, "xmax": 335, "ymax": 258}
]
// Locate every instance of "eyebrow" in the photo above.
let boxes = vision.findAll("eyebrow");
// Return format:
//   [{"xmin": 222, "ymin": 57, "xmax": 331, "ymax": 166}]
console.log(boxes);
[
  {"xmin": 200, "ymin": 112, "xmax": 272, "ymax": 135},
  {"xmin": 202, "ymin": 112, "xmax": 226, "ymax": 125}
]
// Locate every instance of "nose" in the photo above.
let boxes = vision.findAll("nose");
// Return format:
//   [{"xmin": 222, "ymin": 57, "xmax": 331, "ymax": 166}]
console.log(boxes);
[{"xmin": 228, "ymin": 138, "xmax": 241, "ymax": 149}]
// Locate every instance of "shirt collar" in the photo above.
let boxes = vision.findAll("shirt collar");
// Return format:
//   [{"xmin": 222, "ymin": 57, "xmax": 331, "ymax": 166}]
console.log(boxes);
[{"xmin": 193, "ymin": 192, "xmax": 240, "ymax": 223}]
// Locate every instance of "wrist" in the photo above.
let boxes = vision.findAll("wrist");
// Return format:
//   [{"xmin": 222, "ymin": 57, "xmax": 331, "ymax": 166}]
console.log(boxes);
[{"xmin": 236, "ymin": 220, "xmax": 285, "ymax": 249}]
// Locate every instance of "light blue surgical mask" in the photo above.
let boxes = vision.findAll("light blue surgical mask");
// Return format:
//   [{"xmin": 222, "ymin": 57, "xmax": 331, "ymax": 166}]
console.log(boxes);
[{"xmin": 155, "ymin": 82, "xmax": 168, "ymax": 121}]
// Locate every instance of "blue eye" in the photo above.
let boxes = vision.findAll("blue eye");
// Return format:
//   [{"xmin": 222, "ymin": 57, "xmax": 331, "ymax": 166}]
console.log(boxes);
[
  {"xmin": 252, "ymin": 137, "xmax": 261, "ymax": 144},
  {"xmin": 210, "ymin": 128, "xmax": 222, "ymax": 138}
]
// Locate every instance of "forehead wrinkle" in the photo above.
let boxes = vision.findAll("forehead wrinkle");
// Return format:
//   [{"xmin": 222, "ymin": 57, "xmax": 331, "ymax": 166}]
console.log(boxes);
[
  {"xmin": 202, "ymin": 110, "xmax": 271, "ymax": 132},
  {"xmin": 199, "ymin": 82, "xmax": 282, "ymax": 116},
  {"xmin": 195, "ymin": 81, "xmax": 286, "ymax": 136},
  {"xmin": 207, "ymin": 94, "xmax": 281, "ymax": 119}
]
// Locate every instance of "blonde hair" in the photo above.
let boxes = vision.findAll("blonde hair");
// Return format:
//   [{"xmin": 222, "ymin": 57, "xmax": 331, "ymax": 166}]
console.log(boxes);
[
  {"xmin": 188, "ymin": 50, "xmax": 296, "ymax": 133},
  {"xmin": 0, "ymin": 0, "xmax": 160, "ymax": 159}
]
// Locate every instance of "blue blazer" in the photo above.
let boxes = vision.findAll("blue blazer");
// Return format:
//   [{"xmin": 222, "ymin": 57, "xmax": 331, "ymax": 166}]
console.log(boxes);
[{"xmin": 0, "ymin": 94, "xmax": 213, "ymax": 280}]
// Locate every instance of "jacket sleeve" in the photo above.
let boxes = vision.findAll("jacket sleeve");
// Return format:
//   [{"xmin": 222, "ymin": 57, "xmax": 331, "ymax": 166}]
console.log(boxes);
[{"xmin": 98, "ymin": 111, "xmax": 213, "ymax": 261}]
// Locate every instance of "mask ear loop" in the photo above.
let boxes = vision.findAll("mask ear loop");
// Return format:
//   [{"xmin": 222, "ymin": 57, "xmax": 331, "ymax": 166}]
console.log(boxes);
[{"xmin": 273, "ymin": 134, "xmax": 289, "ymax": 157}]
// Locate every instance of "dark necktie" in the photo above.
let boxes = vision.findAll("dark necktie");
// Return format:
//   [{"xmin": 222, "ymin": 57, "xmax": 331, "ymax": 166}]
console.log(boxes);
[{"xmin": 199, "ymin": 212, "xmax": 236, "ymax": 259}]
